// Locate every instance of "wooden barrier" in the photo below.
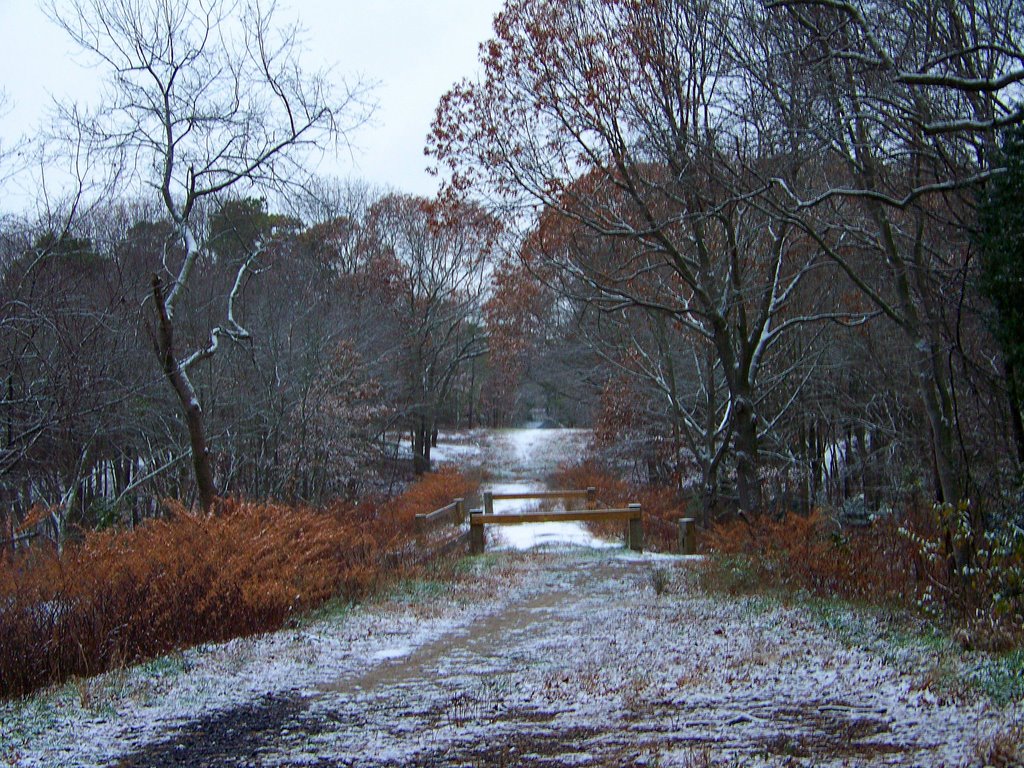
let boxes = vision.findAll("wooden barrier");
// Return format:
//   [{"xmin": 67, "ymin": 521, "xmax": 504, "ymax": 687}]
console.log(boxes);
[
  {"xmin": 415, "ymin": 498, "xmax": 465, "ymax": 534},
  {"xmin": 483, "ymin": 487, "xmax": 596, "ymax": 515},
  {"xmin": 417, "ymin": 488, "xmax": 643, "ymax": 558},
  {"xmin": 470, "ymin": 498, "xmax": 642, "ymax": 554},
  {"xmin": 628, "ymin": 503, "xmax": 643, "ymax": 552},
  {"xmin": 469, "ymin": 507, "xmax": 484, "ymax": 554},
  {"xmin": 678, "ymin": 517, "xmax": 697, "ymax": 555}
]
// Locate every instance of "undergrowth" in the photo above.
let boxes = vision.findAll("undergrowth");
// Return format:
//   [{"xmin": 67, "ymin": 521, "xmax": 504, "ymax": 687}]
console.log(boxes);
[
  {"xmin": 699, "ymin": 506, "xmax": 1024, "ymax": 651},
  {"xmin": 694, "ymin": 505, "xmax": 1024, "ymax": 708},
  {"xmin": 0, "ymin": 468, "xmax": 475, "ymax": 700},
  {"xmin": 700, "ymin": 511, "xmax": 925, "ymax": 605}
]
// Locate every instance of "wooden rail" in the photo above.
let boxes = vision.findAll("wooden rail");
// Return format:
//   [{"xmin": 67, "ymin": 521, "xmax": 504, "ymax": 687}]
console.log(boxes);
[
  {"xmin": 471, "ymin": 493, "xmax": 642, "ymax": 554},
  {"xmin": 415, "ymin": 498, "xmax": 466, "ymax": 534},
  {"xmin": 482, "ymin": 487, "xmax": 596, "ymax": 515},
  {"xmin": 416, "ymin": 489, "xmax": 697, "ymax": 558},
  {"xmin": 470, "ymin": 507, "xmax": 640, "ymax": 525}
]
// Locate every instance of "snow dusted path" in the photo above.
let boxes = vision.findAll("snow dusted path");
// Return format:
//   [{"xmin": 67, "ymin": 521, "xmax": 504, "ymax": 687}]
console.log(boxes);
[
  {"xmin": 1, "ymin": 429, "xmax": 1012, "ymax": 766},
  {"xmin": 456, "ymin": 426, "xmax": 615, "ymax": 551},
  {"xmin": 6, "ymin": 552, "xmax": 1005, "ymax": 767}
]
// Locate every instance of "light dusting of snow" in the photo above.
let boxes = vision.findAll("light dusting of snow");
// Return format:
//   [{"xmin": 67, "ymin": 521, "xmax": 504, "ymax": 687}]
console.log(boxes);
[
  {"xmin": 1, "ymin": 428, "xmax": 1016, "ymax": 767},
  {"xmin": 3, "ymin": 551, "xmax": 1010, "ymax": 767}
]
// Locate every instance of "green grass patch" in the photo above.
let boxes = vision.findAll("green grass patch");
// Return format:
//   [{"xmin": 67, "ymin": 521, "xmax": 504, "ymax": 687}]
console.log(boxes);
[
  {"xmin": 697, "ymin": 553, "xmax": 761, "ymax": 596},
  {"xmin": 700, "ymin": 553, "xmax": 1023, "ymax": 705},
  {"xmin": 297, "ymin": 595, "xmax": 356, "ymax": 628},
  {"xmin": 967, "ymin": 648, "xmax": 1024, "ymax": 706}
]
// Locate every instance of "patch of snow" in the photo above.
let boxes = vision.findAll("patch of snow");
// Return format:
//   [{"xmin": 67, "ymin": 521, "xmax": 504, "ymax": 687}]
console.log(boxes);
[
  {"xmin": 492, "ymin": 521, "xmax": 618, "ymax": 551},
  {"xmin": 429, "ymin": 440, "xmax": 484, "ymax": 467},
  {"xmin": 370, "ymin": 646, "xmax": 414, "ymax": 662},
  {"xmin": 612, "ymin": 549, "xmax": 702, "ymax": 562}
]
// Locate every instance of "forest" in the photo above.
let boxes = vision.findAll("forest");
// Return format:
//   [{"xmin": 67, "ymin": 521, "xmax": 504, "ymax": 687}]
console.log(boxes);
[{"xmin": 1, "ymin": 0, "xmax": 1024, "ymax": 659}]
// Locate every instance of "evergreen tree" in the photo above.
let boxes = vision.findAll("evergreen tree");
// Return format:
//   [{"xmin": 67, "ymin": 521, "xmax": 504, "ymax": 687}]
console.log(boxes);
[{"xmin": 979, "ymin": 123, "xmax": 1024, "ymax": 463}]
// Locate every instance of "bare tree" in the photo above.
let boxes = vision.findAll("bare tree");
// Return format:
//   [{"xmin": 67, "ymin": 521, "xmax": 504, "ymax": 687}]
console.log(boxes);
[
  {"xmin": 763, "ymin": 0, "xmax": 1024, "ymax": 507},
  {"xmin": 430, "ymin": 0, "xmax": 864, "ymax": 513},
  {"xmin": 46, "ymin": 0, "xmax": 372, "ymax": 511},
  {"xmin": 0, "ymin": 90, "xmax": 18, "ymax": 188},
  {"xmin": 361, "ymin": 194, "xmax": 495, "ymax": 473}
]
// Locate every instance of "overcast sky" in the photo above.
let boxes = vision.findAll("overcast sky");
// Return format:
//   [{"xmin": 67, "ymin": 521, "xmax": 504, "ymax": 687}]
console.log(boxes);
[{"xmin": 0, "ymin": 0, "xmax": 505, "ymax": 207}]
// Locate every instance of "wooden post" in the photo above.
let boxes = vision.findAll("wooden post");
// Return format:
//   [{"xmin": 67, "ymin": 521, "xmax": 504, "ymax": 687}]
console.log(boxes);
[
  {"xmin": 470, "ymin": 509, "xmax": 485, "ymax": 554},
  {"xmin": 678, "ymin": 517, "xmax": 697, "ymax": 555},
  {"xmin": 483, "ymin": 491, "xmax": 494, "ymax": 515},
  {"xmin": 628, "ymin": 503, "xmax": 643, "ymax": 552},
  {"xmin": 586, "ymin": 486, "xmax": 596, "ymax": 510},
  {"xmin": 454, "ymin": 498, "xmax": 465, "ymax": 525}
]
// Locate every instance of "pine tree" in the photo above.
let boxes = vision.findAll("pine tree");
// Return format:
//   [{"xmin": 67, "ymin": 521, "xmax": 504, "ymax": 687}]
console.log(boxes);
[{"xmin": 978, "ymin": 122, "xmax": 1024, "ymax": 464}]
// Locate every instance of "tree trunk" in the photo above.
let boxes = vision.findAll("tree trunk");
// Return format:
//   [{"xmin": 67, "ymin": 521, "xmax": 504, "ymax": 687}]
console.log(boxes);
[
  {"xmin": 1006, "ymin": 359, "xmax": 1024, "ymax": 466},
  {"xmin": 152, "ymin": 275, "xmax": 218, "ymax": 513},
  {"xmin": 915, "ymin": 339, "xmax": 961, "ymax": 505},
  {"xmin": 732, "ymin": 393, "xmax": 762, "ymax": 515},
  {"xmin": 698, "ymin": 473, "xmax": 719, "ymax": 527},
  {"xmin": 412, "ymin": 418, "xmax": 431, "ymax": 474},
  {"xmin": 468, "ymin": 358, "xmax": 477, "ymax": 429}
]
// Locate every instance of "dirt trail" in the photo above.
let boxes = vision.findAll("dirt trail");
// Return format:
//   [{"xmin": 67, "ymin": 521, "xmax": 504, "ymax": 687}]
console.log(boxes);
[
  {"xmin": 105, "ymin": 551, "xmax": 1002, "ymax": 767},
  {"xmin": 320, "ymin": 586, "xmax": 572, "ymax": 698}
]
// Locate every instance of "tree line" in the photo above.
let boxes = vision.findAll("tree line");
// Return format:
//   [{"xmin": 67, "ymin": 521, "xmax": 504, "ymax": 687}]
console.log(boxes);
[
  {"xmin": 0, "ymin": 187, "xmax": 516, "ymax": 544},
  {"xmin": 3, "ymin": 0, "xmax": 1024, "ymax": 550},
  {"xmin": 430, "ymin": 0, "xmax": 1024, "ymax": 536}
]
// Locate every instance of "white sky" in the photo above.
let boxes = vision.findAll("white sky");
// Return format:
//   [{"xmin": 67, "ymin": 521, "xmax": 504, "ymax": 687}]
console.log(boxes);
[{"xmin": 0, "ymin": 0, "xmax": 504, "ymax": 209}]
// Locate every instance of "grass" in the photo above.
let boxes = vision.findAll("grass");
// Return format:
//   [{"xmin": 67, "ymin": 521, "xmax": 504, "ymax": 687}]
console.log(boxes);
[
  {"xmin": 296, "ymin": 595, "xmax": 356, "ymax": 628},
  {"xmin": 701, "ymin": 556, "xmax": 1024, "ymax": 707},
  {"xmin": 649, "ymin": 565, "xmax": 672, "ymax": 595},
  {"xmin": 967, "ymin": 648, "xmax": 1024, "ymax": 706},
  {"xmin": 0, "ymin": 689, "xmax": 67, "ymax": 761},
  {"xmin": 970, "ymin": 716, "xmax": 1024, "ymax": 767},
  {"xmin": 388, "ymin": 576, "xmax": 454, "ymax": 604},
  {"xmin": 453, "ymin": 551, "xmax": 503, "ymax": 574},
  {"xmin": 797, "ymin": 593, "xmax": 1024, "ymax": 705}
]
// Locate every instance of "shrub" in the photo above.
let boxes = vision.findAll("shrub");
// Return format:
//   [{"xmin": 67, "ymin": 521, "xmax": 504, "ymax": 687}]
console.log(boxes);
[
  {"xmin": 701, "ymin": 511, "xmax": 928, "ymax": 604},
  {"xmin": 0, "ymin": 469, "xmax": 477, "ymax": 700},
  {"xmin": 907, "ymin": 502, "xmax": 1024, "ymax": 651},
  {"xmin": 700, "ymin": 504, "xmax": 1024, "ymax": 650}
]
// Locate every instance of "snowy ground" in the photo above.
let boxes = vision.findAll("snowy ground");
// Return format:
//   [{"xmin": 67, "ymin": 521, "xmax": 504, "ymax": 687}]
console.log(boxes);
[
  {"xmin": 1, "ymin": 428, "xmax": 1017, "ymax": 767},
  {"xmin": 1, "ymin": 551, "xmax": 1012, "ymax": 767},
  {"xmin": 434, "ymin": 426, "xmax": 611, "ymax": 551}
]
